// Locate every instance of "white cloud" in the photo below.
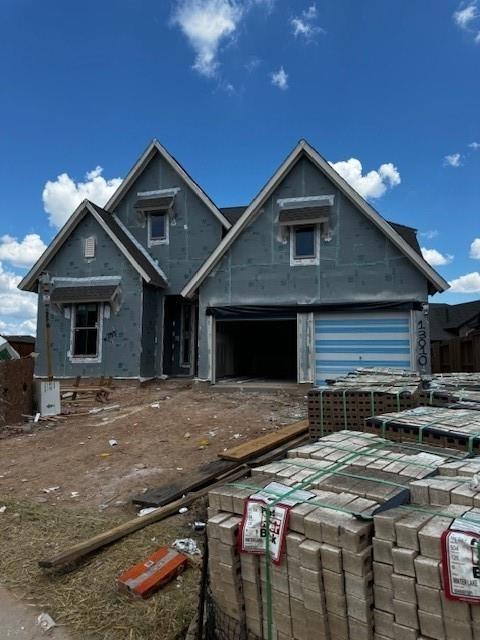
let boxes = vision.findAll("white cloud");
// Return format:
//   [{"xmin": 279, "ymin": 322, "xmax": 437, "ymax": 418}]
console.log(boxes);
[
  {"xmin": 329, "ymin": 158, "xmax": 401, "ymax": 199},
  {"xmin": 291, "ymin": 3, "xmax": 324, "ymax": 40},
  {"xmin": 444, "ymin": 153, "xmax": 462, "ymax": 167},
  {"xmin": 469, "ymin": 238, "xmax": 480, "ymax": 259},
  {"xmin": 469, "ymin": 141, "xmax": 480, "ymax": 150},
  {"xmin": 453, "ymin": 2, "xmax": 479, "ymax": 28},
  {"xmin": 421, "ymin": 247, "xmax": 454, "ymax": 266},
  {"xmin": 449, "ymin": 271, "xmax": 480, "ymax": 293},
  {"xmin": 0, "ymin": 234, "xmax": 47, "ymax": 268},
  {"xmin": 453, "ymin": 2, "xmax": 480, "ymax": 42},
  {"xmin": 420, "ymin": 229, "xmax": 439, "ymax": 240},
  {"xmin": 0, "ymin": 261, "xmax": 37, "ymax": 335},
  {"xmin": 303, "ymin": 4, "xmax": 317, "ymax": 19},
  {"xmin": 42, "ymin": 166, "xmax": 122, "ymax": 228},
  {"xmin": 172, "ymin": 0, "xmax": 243, "ymax": 78},
  {"xmin": 271, "ymin": 66, "xmax": 288, "ymax": 90}
]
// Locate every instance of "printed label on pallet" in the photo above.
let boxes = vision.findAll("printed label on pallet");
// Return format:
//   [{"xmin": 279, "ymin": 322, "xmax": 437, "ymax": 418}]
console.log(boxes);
[
  {"xmin": 442, "ymin": 528, "xmax": 480, "ymax": 602},
  {"xmin": 239, "ymin": 499, "xmax": 289, "ymax": 564}
]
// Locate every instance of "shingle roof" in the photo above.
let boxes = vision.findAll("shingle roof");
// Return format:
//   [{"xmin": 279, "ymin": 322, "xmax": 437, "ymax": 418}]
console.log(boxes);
[
  {"xmin": 50, "ymin": 284, "xmax": 119, "ymax": 304},
  {"xmin": 430, "ymin": 301, "xmax": 480, "ymax": 341},
  {"xmin": 0, "ymin": 335, "xmax": 35, "ymax": 344},
  {"xmin": 387, "ymin": 221, "xmax": 422, "ymax": 257},
  {"xmin": 220, "ymin": 206, "xmax": 247, "ymax": 225}
]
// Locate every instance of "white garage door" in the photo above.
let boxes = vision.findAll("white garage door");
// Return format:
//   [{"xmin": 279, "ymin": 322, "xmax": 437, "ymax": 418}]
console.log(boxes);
[{"xmin": 315, "ymin": 312, "xmax": 412, "ymax": 385}]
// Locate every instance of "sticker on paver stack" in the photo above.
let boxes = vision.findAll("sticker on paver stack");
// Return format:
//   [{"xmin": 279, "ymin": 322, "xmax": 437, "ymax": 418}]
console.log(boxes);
[
  {"xmin": 239, "ymin": 498, "xmax": 289, "ymax": 564},
  {"xmin": 442, "ymin": 526, "xmax": 480, "ymax": 602},
  {"xmin": 239, "ymin": 482, "xmax": 315, "ymax": 564}
]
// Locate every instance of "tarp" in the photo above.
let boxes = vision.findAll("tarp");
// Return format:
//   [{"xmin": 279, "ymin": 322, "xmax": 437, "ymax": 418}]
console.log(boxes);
[{"xmin": 207, "ymin": 300, "xmax": 424, "ymax": 321}]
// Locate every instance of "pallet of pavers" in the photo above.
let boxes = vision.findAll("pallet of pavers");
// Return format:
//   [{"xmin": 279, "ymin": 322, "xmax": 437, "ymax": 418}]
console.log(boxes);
[
  {"xmin": 309, "ymin": 368, "xmax": 480, "ymax": 439},
  {"xmin": 373, "ymin": 462, "xmax": 480, "ymax": 640},
  {"xmin": 419, "ymin": 373, "xmax": 480, "ymax": 410},
  {"xmin": 308, "ymin": 368, "xmax": 423, "ymax": 438},
  {"xmin": 206, "ymin": 430, "xmax": 470, "ymax": 640},
  {"xmin": 366, "ymin": 406, "xmax": 480, "ymax": 453}
]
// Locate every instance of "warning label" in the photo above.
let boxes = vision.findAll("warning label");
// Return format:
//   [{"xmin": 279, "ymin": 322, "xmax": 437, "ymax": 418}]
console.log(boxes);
[{"xmin": 442, "ymin": 528, "xmax": 480, "ymax": 602}]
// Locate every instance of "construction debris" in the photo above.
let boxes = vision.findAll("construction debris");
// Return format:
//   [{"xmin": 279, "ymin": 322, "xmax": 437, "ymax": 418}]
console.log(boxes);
[
  {"xmin": 117, "ymin": 546, "xmax": 188, "ymax": 599},
  {"xmin": 36, "ymin": 612, "xmax": 57, "ymax": 631}
]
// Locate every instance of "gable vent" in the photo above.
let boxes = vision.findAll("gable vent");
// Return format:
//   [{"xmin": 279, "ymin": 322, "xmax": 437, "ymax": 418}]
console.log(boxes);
[{"xmin": 84, "ymin": 236, "xmax": 96, "ymax": 258}]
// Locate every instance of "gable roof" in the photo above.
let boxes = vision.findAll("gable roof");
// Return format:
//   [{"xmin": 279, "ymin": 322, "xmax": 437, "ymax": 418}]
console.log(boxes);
[
  {"xmin": 18, "ymin": 200, "xmax": 168, "ymax": 292},
  {"xmin": 430, "ymin": 301, "xmax": 480, "ymax": 340},
  {"xmin": 181, "ymin": 139, "xmax": 449, "ymax": 298},
  {"xmin": 104, "ymin": 139, "xmax": 231, "ymax": 230}
]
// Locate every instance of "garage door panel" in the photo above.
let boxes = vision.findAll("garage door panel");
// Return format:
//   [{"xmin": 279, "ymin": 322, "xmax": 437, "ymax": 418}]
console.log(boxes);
[{"xmin": 315, "ymin": 312, "xmax": 412, "ymax": 385}]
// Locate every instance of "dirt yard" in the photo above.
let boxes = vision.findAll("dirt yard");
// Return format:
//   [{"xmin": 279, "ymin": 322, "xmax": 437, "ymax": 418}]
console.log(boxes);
[
  {"xmin": 0, "ymin": 381, "xmax": 307, "ymax": 510},
  {"xmin": 0, "ymin": 381, "xmax": 307, "ymax": 640}
]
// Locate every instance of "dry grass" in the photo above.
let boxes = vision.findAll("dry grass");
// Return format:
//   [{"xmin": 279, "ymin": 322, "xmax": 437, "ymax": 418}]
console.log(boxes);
[{"xmin": 0, "ymin": 498, "xmax": 204, "ymax": 640}]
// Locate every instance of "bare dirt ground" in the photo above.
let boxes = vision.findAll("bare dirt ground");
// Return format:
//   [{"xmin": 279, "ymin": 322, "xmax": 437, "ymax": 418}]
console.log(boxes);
[
  {"xmin": 1, "ymin": 380, "xmax": 307, "ymax": 511},
  {"xmin": 0, "ymin": 381, "xmax": 307, "ymax": 640}
]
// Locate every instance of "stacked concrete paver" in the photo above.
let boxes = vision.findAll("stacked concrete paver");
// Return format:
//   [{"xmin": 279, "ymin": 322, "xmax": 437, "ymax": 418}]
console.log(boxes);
[{"xmin": 207, "ymin": 431, "xmax": 479, "ymax": 640}]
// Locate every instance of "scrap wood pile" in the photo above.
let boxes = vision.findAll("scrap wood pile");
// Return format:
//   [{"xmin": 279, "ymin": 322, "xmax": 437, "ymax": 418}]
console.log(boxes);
[
  {"xmin": 205, "ymin": 430, "xmax": 480, "ymax": 640},
  {"xmin": 308, "ymin": 368, "xmax": 480, "ymax": 438}
]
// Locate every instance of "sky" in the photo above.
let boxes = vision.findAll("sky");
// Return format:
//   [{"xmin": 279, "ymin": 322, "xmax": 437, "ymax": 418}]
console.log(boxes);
[{"xmin": 1, "ymin": 0, "xmax": 479, "ymax": 335}]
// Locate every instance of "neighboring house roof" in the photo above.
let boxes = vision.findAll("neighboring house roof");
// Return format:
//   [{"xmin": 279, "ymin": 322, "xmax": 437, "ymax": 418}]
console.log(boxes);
[
  {"xmin": 0, "ymin": 335, "xmax": 35, "ymax": 344},
  {"xmin": 105, "ymin": 139, "xmax": 232, "ymax": 230},
  {"xmin": 18, "ymin": 200, "xmax": 168, "ymax": 292},
  {"xmin": 181, "ymin": 139, "xmax": 449, "ymax": 298},
  {"xmin": 430, "ymin": 301, "xmax": 480, "ymax": 341}
]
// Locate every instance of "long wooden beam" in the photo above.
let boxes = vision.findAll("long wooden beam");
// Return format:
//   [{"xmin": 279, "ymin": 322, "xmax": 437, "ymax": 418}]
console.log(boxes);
[{"xmin": 39, "ymin": 466, "xmax": 249, "ymax": 568}]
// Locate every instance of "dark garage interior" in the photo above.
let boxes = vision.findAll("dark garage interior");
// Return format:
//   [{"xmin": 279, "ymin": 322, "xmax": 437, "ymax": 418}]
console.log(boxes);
[{"xmin": 215, "ymin": 319, "xmax": 297, "ymax": 381}]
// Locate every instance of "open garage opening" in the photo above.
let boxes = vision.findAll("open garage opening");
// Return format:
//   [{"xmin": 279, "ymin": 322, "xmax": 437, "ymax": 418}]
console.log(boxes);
[{"xmin": 215, "ymin": 319, "xmax": 298, "ymax": 383}]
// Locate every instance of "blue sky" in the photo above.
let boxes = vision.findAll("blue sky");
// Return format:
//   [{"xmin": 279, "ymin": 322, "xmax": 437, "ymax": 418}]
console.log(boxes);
[{"xmin": 1, "ymin": 0, "xmax": 479, "ymax": 334}]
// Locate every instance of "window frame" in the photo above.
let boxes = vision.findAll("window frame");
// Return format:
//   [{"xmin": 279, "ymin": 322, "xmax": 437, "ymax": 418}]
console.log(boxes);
[
  {"xmin": 147, "ymin": 210, "xmax": 169, "ymax": 247},
  {"xmin": 290, "ymin": 224, "xmax": 320, "ymax": 266},
  {"xmin": 69, "ymin": 302, "xmax": 103, "ymax": 363}
]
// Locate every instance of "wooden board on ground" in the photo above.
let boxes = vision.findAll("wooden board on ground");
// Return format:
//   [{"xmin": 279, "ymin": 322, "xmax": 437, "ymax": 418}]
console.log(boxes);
[
  {"xmin": 219, "ymin": 419, "xmax": 309, "ymax": 462},
  {"xmin": 39, "ymin": 466, "xmax": 250, "ymax": 569},
  {"xmin": 131, "ymin": 458, "xmax": 238, "ymax": 507}
]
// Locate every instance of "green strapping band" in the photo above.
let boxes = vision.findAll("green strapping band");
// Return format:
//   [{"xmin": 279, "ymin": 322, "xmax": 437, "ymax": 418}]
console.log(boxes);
[
  {"xmin": 319, "ymin": 389, "xmax": 324, "ymax": 437},
  {"xmin": 264, "ymin": 506, "xmax": 273, "ymax": 640},
  {"xmin": 381, "ymin": 419, "xmax": 388, "ymax": 437},
  {"xmin": 467, "ymin": 434, "xmax": 480, "ymax": 454},
  {"xmin": 396, "ymin": 391, "xmax": 401, "ymax": 412}
]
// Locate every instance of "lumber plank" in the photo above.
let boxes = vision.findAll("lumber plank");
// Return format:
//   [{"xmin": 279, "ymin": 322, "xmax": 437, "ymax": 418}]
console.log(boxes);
[
  {"xmin": 248, "ymin": 433, "xmax": 310, "ymax": 466},
  {"xmin": 131, "ymin": 458, "xmax": 238, "ymax": 507},
  {"xmin": 39, "ymin": 466, "xmax": 250, "ymax": 569},
  {"xmin": 219, "ymin": 419, "xmax": 309, "ymax": 461}
]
